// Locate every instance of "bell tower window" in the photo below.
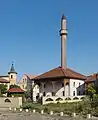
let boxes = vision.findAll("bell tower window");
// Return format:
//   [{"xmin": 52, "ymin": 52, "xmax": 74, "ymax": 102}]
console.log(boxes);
[{"xmin": 11, "ymin": 75, "xmax": 13, "ymax": 79}]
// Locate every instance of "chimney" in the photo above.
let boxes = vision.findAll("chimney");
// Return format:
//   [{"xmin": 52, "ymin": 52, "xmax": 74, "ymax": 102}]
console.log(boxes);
[{"xmin": 60, "ymin": 14, "xmax": 68, "ymax": 69}]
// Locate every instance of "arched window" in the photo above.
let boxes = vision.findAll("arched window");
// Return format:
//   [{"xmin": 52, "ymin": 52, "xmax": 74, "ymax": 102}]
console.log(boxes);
[
  {"xmin": 43, "ymin": 92, "xmax": 46, "ymax": 96},
  {"xmin": 63, "ymin": 91, "xmax": 65, "ymax": 96},
  {"xmin": 62, "ymin": 83, "xmax": 64, "ymax": 87},
  {"xmin": 52, "ymin": 92, "xmax": 55, "ymax": 96},
  {"xmin": 73, "ymin": 82, "xmax": 75, "ymax": 87},
  {"xmin": 5, "ymin": 99, "xmax": 11, "ymax": 103},
  {"xmin": 79, "ymin": 82, "xmax": 81, "ymax": 87},
  {"xmin": 11, "ymin": 75, "xmax": 13, "ymax": 79},
  {"xmin": 44, "ymin": 84, "xmax": 46, "ymax": 88},
  {"xmin": 22, "ymin": 85, "xmax": 24, "ymax": 89},
  {"xmin": 73, "ymin": 91, "xmax": 75, "ymax": 96},
  {"xmin": 79, "ymin": 91, "xmax": 80, "ymax": 95}
]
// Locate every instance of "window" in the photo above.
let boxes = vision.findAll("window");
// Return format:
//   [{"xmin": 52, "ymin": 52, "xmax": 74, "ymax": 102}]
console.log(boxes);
[
  {"xmin": 5, "ymin": 99, "xmax": 11, "ymax": 103},
  {"xmin": 11, "ymin": 75, "xmax": 13, "ymax": 79},
  {"xmin": 79, "ymin": 91, "xmax": 80, "ymax": 95},
  {"xmin": 43, "ymin": 92, "xmax": 46, "ymax": 96},
  {"xmin": 73, "ymin": 82, "xmax": 75, "ymax": 87},
  {"xmin": 44, "ymin": 84, "xmax": 46, "ymax": 88},
  {"xmin": 83, "ymin": 91, "xmax": 85, "ymax": 95},
  {"xmin": 52, "ymin": 92, "xmax": 55, "ymax": 96},
  {"xmin": 73, "ymin": 91, "xmax": 75, "ymax": 96},
  {"xmin": 38, "ymin": 83, "xmax": 40, "ymax": 87},
  {"xmin": 25, "ymin": 78, "xmax": 27, "ymax": 82},
  {"xmin": 23, "ymin": 85, "xmax": 24, "ymax": 89},
  {"xmin": 62, "ymin": 83, "xmax": 64, "ymax": 87},
  {"xmin": 63, "ymin": 91, "xmax": 65, "ymax": 96},
  {"xmin": 79, "ymin": 83, "xmax": 81, "ymax": 87}
]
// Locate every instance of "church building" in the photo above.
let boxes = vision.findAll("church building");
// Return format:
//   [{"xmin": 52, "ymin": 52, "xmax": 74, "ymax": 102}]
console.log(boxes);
[
  {"xmin": 0, "ymin": 63, "xmax": 17, "ymax": 89},
  {"xmin": 32, "ymin": 15, "xmax": 86, "ymax": 104}
]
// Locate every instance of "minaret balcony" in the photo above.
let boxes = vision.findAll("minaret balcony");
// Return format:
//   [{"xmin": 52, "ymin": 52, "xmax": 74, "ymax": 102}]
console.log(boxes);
[{"xmin": 60, "ymin": 29, "xmax": 68, "ymax": 36}]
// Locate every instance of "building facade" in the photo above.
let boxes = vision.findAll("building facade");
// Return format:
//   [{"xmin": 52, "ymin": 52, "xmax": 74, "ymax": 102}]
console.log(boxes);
[
  {"xmin": 32, "ymin": 15, "xmax": 86, "ymax": 104},
  {"xmin": 33, "ymin": 67, "xmax": 86, "ymax": 104},
  {"xmin": 18, "ymin": 74, "xmax": 39, "ymax": 101},
  {"xmin": 85, "ymin": 73, "xmax": 98, "ymax": 94}
]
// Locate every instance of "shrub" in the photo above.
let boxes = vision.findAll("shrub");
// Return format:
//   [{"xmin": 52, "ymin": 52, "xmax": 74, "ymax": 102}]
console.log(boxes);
[
  {"xmin": 22, "ymin": 103, "xmax": 33, "ymax": 109},
  {"xmin": 44, "ymin": 107, "xmax": 49, "ymax": 113},
  {"xmin": 80, "ymin": 97, "xmax": 85, "ymax": 100},
  {"xmin": 92, "ymin": 107, "xmax": 98, "ymax": 117}
]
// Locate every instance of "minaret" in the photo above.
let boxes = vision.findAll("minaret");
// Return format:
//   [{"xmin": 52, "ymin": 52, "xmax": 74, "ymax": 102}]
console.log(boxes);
[{"xmin": 60, "ymin": 14, "xmax": 68, "ymax": 69}]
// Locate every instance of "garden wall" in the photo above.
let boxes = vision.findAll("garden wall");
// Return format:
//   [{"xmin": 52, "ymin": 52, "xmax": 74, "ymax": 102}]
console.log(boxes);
[{"xmin": 0, "ymin": 97, "xmax": 22, "ymax": 108}]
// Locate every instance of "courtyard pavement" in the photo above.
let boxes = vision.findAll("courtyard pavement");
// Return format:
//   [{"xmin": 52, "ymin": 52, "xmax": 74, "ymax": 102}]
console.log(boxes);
[{"xmin": 0, "ymin": 111, "xmax": 87, "ymax": 120}]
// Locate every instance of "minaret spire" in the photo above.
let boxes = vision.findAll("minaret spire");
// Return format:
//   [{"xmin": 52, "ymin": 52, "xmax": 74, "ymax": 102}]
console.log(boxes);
[{"xmin": 60, "ymin": 14, "xmax": 68, "ymax": 69}]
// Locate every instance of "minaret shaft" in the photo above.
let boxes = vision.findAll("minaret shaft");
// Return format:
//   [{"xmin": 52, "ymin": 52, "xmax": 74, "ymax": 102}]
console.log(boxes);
[
  {"xmin": 61, "ymin": 35, "xmax": 67, "ymax": 69},
  {"xmin": 60, "ymin": 15, "xmax": 68, "ymax": 69}
]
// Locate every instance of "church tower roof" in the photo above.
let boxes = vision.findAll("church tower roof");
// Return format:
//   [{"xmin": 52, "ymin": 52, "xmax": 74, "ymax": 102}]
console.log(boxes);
[{"xmin": 8, "ymin": 62, "xmax": 17, "ymax": 74}]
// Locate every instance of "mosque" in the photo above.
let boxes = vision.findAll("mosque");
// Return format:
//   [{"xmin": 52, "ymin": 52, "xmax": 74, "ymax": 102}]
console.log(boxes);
[{"xmin": 32, "ymin": 15, "xmax": 86, "ymax": 104}]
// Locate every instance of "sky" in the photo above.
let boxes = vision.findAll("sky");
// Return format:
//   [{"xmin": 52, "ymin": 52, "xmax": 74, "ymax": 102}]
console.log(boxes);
[{"xmin": 0, "ymin": 0, "xmax": 98, "ymax": 80}]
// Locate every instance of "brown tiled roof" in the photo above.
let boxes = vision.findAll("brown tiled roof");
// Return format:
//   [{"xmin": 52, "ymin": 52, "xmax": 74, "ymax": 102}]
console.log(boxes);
[
  {"xmin": 0, "ymin": 78, "xmax": 9, "ymax": 83},
  {"xmin": 0, "ymin": 75, "xmax": 9, "ymax": 77},
  {"xmin": 86, "ymin": 74, "xmax": 97, "ymax": 83},
  {"xmin": 24, "ymin": 74, "xmax": 36, "ymax": 79},
  {"xmin": 33, "ymin": 66, "xmax": 86, "ymax": 80},
  {"xmin": 8, "ymin": 88, "xmax": 24, "ymax": 93}
]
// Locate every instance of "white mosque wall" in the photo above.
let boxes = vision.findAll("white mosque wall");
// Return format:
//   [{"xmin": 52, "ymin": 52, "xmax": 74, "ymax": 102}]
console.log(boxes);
[
  {"xmin": 38, "ymin": 78, "xmax": 85, "ymax": 104},
  {"xmin": 69, "ymin": 79, "xmax": 84, "ymax": 96},
  {"xmin": 39, "ymin": 78, "xmax": 84, "ymax": 97}
]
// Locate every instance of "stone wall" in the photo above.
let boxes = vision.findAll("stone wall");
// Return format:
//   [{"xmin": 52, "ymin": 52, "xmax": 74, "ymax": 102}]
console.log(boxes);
[
  {"xmin": 0, "ymin": 97, "xmax": 22, "ymax": 108},
  {"xmin": 42, "ymin": 95, "xmax": 85, "ymax": 104}
]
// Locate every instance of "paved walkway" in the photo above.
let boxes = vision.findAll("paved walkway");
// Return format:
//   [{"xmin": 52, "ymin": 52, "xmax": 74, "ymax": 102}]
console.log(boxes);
[{"xmin": 0, "ymin": 111, "xmax": 83, "ymax": 120}]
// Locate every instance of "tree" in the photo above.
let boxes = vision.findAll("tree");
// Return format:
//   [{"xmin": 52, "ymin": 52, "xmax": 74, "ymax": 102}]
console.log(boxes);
[
  {"xmin": 10, "ymin": 84, "xmax": 20, "ymax": 89},
  {"xmin": 87, "ymin": 84, "xmax": 96, "ymax": 101},
  {"xmin": 0, "ymin": 84, "xmax": 7, "ymax": 96}
]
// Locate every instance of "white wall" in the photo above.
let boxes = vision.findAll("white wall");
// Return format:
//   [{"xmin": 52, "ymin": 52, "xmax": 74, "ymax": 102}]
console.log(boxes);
[
  {"xmin": 69, "ymin": 79, "xmax": 84, "ymax": 96},
  {"xmin": 18, "ymin": 75, "xmax": 28, "ymax": 91},
  {"xmin": 18, "ymin": 75, "xmax": 39, "ymax": 102},
  {"xmin": 9, "ymin": 73, "xmax": 17, "ymax": 85},
  {"xmin": 1, "ymin": 76, "xmax": 9, "ymax": 81},
  {"xmin": 39, "ymin": 80, "xmax": 64, "ymax": 97},
  {"xmin": 32, "ymin": 83, "xmax": 39, "ymax": 101},
  {"xmin": 42, "ymin": 95, "xmax": 85, "ymax": 105},
  {"xmin": 39, "ymin": 78, "xmax": 84, "ymax": 98}
]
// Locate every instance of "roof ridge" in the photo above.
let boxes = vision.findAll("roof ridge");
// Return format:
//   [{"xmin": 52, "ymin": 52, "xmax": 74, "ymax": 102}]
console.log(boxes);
[{"xmin": 60, "ymin": 67, "xmax": 67, "ymax": 76}]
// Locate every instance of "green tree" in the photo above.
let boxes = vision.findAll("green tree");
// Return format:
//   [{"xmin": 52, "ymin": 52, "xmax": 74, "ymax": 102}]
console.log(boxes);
[
  {"xmin": 10, "ymin": 84, "xmax": 20, "ymax": 89},
  {"xmin": 87, "ymin": 84, "xmax": 96, "ymax": 101},
  {"xmin": 0, "ymin": 84, "xmax": 7, "ymax": 96}
]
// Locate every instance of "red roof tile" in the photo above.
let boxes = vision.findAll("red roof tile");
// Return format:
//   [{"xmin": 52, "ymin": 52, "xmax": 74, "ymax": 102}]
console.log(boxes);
[
  {"xmin": 24, "ymin": 74, "xmax": 36, "ymax": 79},
  {"xmin": 0, "ymin": 78, "xmax": 9, "ymax": 83},
  {"xmin": 8, "ymin": 88, "xmax": 24, "ymax": 93},
  {"xmin": 86, "ymin": 74, "xmax": 98, "ymax": 83},
  {"xmin": 33, "ymin": 66, "xmax": 86, "ymax": 80}
]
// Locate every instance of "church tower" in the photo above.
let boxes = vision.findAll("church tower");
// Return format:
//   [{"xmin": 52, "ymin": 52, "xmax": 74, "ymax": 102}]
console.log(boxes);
[
  {"xmin": 8, "ymin": 62, "xmax": 17, "ymax": 85},
  {"xmin": 60, "ymin": 14, "xmax": 68, "ymax": 69}
]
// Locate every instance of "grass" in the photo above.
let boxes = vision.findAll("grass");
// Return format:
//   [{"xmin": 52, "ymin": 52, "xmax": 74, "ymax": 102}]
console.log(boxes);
[{"xmin": 21, "ymin": 99, "xmax": 98, "ymax": 117}]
